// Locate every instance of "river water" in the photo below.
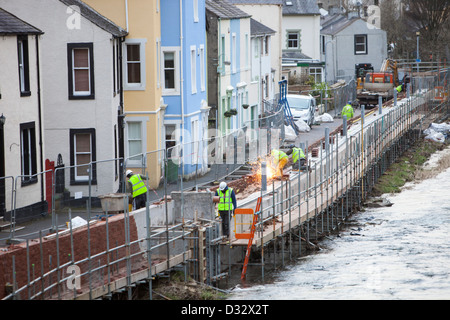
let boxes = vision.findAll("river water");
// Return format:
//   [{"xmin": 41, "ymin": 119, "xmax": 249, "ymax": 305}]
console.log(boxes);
[{"xmin": 229, "ymin": 147, "xmax": 450, "ymax": 300}]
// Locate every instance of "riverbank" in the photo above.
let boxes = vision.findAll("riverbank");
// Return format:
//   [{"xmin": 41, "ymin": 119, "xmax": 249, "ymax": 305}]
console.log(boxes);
[
  {"xmin": 139, "ymin": 271, "xmax": 229, "ymax": 300},
  {"xmin": 369, "ymin": 138, "xmax": 450, "ymax": 197}
]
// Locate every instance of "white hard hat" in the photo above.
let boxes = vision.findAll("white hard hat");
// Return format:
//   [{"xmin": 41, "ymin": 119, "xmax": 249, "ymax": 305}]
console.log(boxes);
[
  {"xmin": 219, "ymin": 181, "xmax": 227, "ymax": 191},
  {"xmin": 126, "ymin": 170, "xmax": 133, "ymax": 177}
]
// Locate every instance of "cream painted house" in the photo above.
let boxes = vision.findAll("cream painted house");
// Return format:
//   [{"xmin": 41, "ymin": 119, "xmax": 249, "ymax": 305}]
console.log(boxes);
[{"xmin": 83, "ymin": 0, "xmax": 163, "ymax": 188}]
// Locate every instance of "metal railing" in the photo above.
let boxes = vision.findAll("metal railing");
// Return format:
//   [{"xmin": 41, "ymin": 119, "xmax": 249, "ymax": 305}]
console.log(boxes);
[{"xmin": 1, "ymin": 69, "xmax": 448, "ymax": 299}]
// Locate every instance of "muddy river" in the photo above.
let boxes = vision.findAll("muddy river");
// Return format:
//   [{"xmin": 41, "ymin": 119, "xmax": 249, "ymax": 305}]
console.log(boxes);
[{"xmin": 229, "ymin": 146, "xmax": 450, "ymax": 300}]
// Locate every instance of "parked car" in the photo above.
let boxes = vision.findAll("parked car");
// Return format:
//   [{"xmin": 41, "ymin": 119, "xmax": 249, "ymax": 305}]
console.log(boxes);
[{"xmin": 286, "ymin": 94, "xmax": 316, "ymax": 126}]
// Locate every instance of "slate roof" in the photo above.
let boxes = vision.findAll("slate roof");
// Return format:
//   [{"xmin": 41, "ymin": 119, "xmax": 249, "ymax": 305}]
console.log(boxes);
[
  {"xmin": 0, "ymin": 8, "xmax": 43, "ymax": 35},
  {"xmin": 250, "ymin": 18, "xmax": 275, "ymax": 36},
  {"xmin": 59, "ymin": 0, "xmax": 127, "ymax": 37},
  {"xmin": 282, "ymin": 0, "xmax": 320, "ymax": 16},
  {"xmin": 320, "ymin": 14, "xmax": 360, "ymax": 36},
  {"xmin": 205, "ymin": 0, "xmax": 251, "ymax": 19},
  {"xmin": 282, "ymin": 50, "xmax": 312, "ymax": 60}
]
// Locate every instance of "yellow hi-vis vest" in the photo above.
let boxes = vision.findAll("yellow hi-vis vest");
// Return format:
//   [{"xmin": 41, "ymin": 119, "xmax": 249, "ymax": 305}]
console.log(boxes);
[
  {"xmin": 342, "ymin": 104, "xmax": 354, "ymax": 119},
  {"xmin": 130, "ymin": 174, "xmax": 148, "ymax": 198},
  {"xmin": 292, "ymin": 147, "xmax": 305, "ymax": 163},
  {"xmin": 218, "ymin": 188, "xmax": 234, "ymax": 211},
  {"xmin": 271, "ymin": 149, "xmax": 287, "ymax": 165}
]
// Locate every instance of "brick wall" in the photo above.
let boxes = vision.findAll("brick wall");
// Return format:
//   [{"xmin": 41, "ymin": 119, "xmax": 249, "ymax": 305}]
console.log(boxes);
[{"xmin": 0, "ymin": 214, "xmax": 142, "ymax": 300}]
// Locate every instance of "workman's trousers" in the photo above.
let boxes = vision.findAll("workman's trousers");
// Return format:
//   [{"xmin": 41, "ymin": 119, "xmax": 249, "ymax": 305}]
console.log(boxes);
[
  {"xmin": 292, "ymin": 158, "xmax": 306, "ymax": 170},
  {"xmin": 133, "ymin": 193, "xmax": 147, "ymax": 210},
  {"xmin": 276, "ymin": 157, "xmax": 288, "ymax": 176},
  {"xmin": 219, "ymin": 210, "xmax": 233, "ymax": 239}
]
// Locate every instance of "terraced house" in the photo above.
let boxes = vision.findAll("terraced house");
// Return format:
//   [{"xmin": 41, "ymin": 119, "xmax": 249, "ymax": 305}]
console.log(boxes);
[
  {"xmin": 0, "ymin": 8, "xmax": 44, "ymax": 221},
  {"xmin": 205, "ymin": 0, "xmax": 251, "ymax": 135},
  {"xmin": 0, "ymin": 0, "xmax": 127, "ymax": 221},
  {"xmin": 83, "ymin": 0, "xmax": 163, "ymax": 188},
  {"xmin": 160, "ymin": 0, "xmax": 210, "ymax": 180}
]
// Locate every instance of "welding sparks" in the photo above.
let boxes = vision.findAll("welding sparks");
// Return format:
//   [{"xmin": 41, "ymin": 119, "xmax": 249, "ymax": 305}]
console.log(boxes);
[{"xmin": 250, "ymin": 156, "xmax": 277, "ymax": 182}]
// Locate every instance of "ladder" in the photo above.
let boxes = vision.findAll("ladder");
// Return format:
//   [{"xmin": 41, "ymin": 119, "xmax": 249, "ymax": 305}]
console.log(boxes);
[
  {"xmin": 278, "ymin": 80, "xmax": 299, "ymax": 134},
  {"xmin": 241, "ymin": 197, "xmax": 262, "ymax": 280}
]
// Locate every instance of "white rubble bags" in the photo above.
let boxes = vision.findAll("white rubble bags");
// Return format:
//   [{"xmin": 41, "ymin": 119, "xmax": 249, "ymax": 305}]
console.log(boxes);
[
  {"xmin": 284, "ymin": 113, "xmax": 334, "ymax": 141},
  {"xmin": 316, "ymin": 113, "xmax": 333, "ymax": 123},
  {"xmin": 423, "ymin": 122, "xmax": 450, "ymax": 143},
  {"xmin": 285, "ymin": 119, "xmax": 310, "ymax": 141}
]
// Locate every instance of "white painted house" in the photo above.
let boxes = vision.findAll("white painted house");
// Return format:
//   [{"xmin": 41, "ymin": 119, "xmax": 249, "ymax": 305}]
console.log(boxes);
[
  {"xmin": 0, "ymin": 8, "xmax": 45, "ymax": 222},
  {"xmin": 249, "ymin": 18, "xmax": 276, "ymax": 118},
  {"xmin": 229, "ymin": 0, "xmax": 283, "ymax": 92},
  {"xmin": 281, "ymin": 0, "xmax": 322, "ymax": 83},
  {"xmin": 0, "ymin": 0, "xmax": 128, "ymax": 213},
  {"xmin": 320, "ymin": 11, "xmax": 387, "ymax": 83}
]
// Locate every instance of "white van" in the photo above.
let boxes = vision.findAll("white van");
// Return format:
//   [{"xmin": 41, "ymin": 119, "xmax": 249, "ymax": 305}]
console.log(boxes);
[{"xmin": 286, "ymin": 94, "xmax": 316, "ymax": 126}]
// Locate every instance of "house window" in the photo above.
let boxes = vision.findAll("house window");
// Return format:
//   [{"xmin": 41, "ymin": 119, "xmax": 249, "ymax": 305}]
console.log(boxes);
[
  {"xmin": 193, "ymin": 0, "xmax": 199, "ymax": 22},
  {"xmin": 355, "ymin": 34, "xmax": 368, "ymax": 55},
  {"xmin": 191, "ymin": 46, "xmax": 197, "ymax": 94},
  {"xmin": 68, "ymin": 43, "xmax": 94, "ymax": 99},
  {"xmin": 221, "ymin": 35, "xmax": 226, "ymax": 74},
  {"xmin": 191, "ymin": 119, "xmax": 199, "ymax": 163},
  {"xmin": 245, "ymin": 34, "xmax": 249, "ymax": 68},
  {"xmin": 287, "ymin": 30, "xmax": 300, "ymax": 50},
  {"xmin": 126, "ymin": 44, "xmax": 141, "ymax": 83},
  {"xmin": 164, "ymin": 52, "xmax": 175, "ymax": 89},
  {"xmin": 199, "ymin": 45, "xmax": 205, "ymax": 91},
  {"xmin": 265, "ymin": 36, "xmax": 270, "ymax": 55},
  {"xmin": 20, "ymin": 122, "xmax": 37, "ymax": 185},
  {"xmin": 232, "ymin": 33, "xmax": 236, "ymax": 74},
  {"xmin": 17, "ymin": 36, "xmax": 30, "ymax": 96},
  {"xmin": 309, "ymin": 67, "xmax": 323, "ymax": 83},
  {"xmin": 165, "ymin": 124, "xmax": 177, "ymax": 159},
  {"xmin": 264, "ymin": 75, "xmax": 269, "ymax": 98},
  {"xmin": 162, "ymin": 48, "xmax": 180, "ymax": 94},
  {"xmin": 127, "ymin": 121, "xmax": 143, "ymax": 163},
  {"xmin": 124, "ymin": 39, "xmax": 146, "ymax": 90},
  {"xmin": 70, "ymin": 129, "xmax": 96, "ymax": 184}
]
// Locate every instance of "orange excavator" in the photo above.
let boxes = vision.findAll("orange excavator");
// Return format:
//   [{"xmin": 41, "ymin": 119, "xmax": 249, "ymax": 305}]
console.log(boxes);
[{"xmin": 357, "ymin": 59, "xmax": 400, "ymax": 108}]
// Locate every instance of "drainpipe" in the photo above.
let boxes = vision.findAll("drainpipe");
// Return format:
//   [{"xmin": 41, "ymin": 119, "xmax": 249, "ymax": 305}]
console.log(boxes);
[
  {"xmin": 180, "ymin": 0, "xmax": 184, "ymax": 177},
  {"xmin": 218, "ymin": 17, "xmax": 221, "ymax": 134},
  {"xmin": 35, "ymin": 35, "xmax": 44, "ymax": 203},
  {"xmin": 125, "ymin": 0, "xmax": 129, "ymax": 32},
  {"xmin": 179, "ymin": 0, "xmax": 185, "ymax": 224},
  {"xmin": 259, "ymin": 35, "xmax": 262, "ymax": 116},
  {"xmin": 118, "ymin": 36, "xmax": 125, "ymax": 190}
]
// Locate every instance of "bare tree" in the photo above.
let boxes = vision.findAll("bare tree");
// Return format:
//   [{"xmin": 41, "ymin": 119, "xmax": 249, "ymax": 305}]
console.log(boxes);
[
  {"xmin": 404, "ymin": 0, "xmax": 450, "ymax": 59},
  {"xmin": 380, "ymin": 0, "xmax": 411, "ymax": 59}
]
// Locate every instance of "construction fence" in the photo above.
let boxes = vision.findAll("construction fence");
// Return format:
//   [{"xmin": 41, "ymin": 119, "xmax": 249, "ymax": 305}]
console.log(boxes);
[
  {"xmin": 0, "ymin": 67, "xmax": 449, "ymax": 299},
  {"xmin": 229, "ymin": 70, "xmax": 450, "ymax": 282}
]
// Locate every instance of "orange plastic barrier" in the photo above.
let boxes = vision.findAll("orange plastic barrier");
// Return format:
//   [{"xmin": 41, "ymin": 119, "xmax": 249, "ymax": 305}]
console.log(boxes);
[{"xmin": 234, "ymin": 208, "xmax": 254, "ymax": 239}]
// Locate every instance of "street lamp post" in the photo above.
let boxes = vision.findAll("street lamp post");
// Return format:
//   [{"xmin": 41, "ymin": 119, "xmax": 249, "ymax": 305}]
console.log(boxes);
[{"xmin": 416, "ymin": 31, "xmax": 420, "ymax": 91}]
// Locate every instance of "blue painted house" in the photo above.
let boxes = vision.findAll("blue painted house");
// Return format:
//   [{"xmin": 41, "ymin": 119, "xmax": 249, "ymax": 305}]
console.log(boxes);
[{"xmin": 160, "ymin": 0, "xmax": 210, "ymax": 178}]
